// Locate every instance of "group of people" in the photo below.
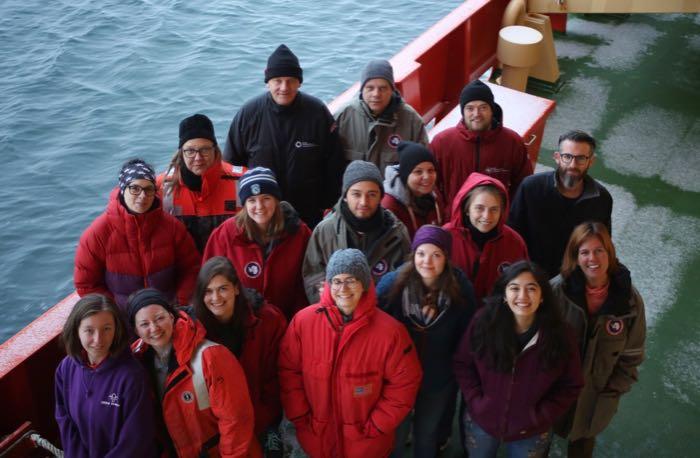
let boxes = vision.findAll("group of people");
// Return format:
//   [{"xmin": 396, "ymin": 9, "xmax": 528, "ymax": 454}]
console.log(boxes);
[{"xmin": 57, "ymin": 43, "xmax": 645, "ymax": 458}]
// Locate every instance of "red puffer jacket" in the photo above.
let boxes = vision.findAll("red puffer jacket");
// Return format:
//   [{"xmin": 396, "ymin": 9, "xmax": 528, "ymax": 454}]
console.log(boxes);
[
  {"xmin": 279, "ymin": 283, "xmax": 423, "ymax": 458},
  {"xmin": 443, "ymin": 173, "xmax": 528, "ymax": 303},
  {"xmin": 203, "ymin": 201, "xmax": 311, "ymax": 319},
  {"xmin": 74, "ymin": 189, "xmax": 199, "ymax": 312},
  {"xmin": 133, "ymin": 312, "xmax": 260, "ymax": 457}
]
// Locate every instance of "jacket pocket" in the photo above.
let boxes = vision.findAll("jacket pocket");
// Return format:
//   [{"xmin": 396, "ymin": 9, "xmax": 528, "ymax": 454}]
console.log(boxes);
[{"xmin": 341, "ymin": 423, "xmax": 391, "ymax": 458}]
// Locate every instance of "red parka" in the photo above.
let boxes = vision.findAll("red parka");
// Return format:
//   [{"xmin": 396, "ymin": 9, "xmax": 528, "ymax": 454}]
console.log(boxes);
[
  {"xmin": 199, "ymin": 293, "xmax": 288, "ymax": 436},
  {"xmin": 444, "ymin": 173, "xmax": 528, "ymax": 303},
  {"xmin": 203, "ymin": 201, "xmax": 311, "ymax": 319},
  {"xmin": 74, "ymin": 189, "xmax": 199, "ymax": 312},
  {"xmin": 279, "ymin": 283, "xmax": 423, "ymax": 458},
  {"xmin": 430, "ymin": 120, "xmax": 532, "ymax": 216},
  {"xmin": 158, "ymin": 160, "xmax": 246, "ymax": 253},
  {"xmin": 133, "ymin": 312, "xmax": 260, "ymax": 457}
]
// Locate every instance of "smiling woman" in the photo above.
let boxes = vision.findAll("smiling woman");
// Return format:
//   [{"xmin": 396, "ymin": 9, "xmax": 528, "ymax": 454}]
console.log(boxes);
[
  {"xmin": 55, "ymin": 294, "xmax": 157, "ymax": 457},
  {"xmin": 454, "ymin": 261, "xmax": 583, "ymax": 457},
  {"xmin": 73, "ymin": 158, "xmax": 200, "ymax": 314}
]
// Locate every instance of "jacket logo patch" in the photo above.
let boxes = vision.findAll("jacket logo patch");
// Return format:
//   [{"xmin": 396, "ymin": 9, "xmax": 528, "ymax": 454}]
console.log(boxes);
[
  {"xmin": 294, "ymin": 140, "xmax": 318, "ymax": 148},
  {"xmin": 371, "ymin": 259, "xmax": 388, "ymax": 276},
  {"xmin": 606, "ymin": 319, "xmax": 624, "ymax": 336},
  {"xmin": 244, "ymin": 261, "xmax": 262, "ymax": 278},
  {"xmin": 353, "ymin": 383, "xmax": 373, "ymax": 397},
  {"xmin": 497, "ymin": 262, "xmax": 512, "ymax": 274},
  {"xmin": 100, "ymin": 392, "xmax": 120, "ymax": 407},
  {"xmin": 387, "ymin": 134, "xmax": 402, "ymax": 148},
  {"xmin": 182, "ymin": 391, "xmax": 194, "ymax": 403},
  {"xmin": 224, "ymin": 200, "xmax": 236, "ymax": 211}
]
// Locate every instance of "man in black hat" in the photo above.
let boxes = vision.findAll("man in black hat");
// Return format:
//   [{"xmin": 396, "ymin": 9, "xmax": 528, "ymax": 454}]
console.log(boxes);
[
  {"xmin": 334, "ymin": 59, "xmax": 428, "ymax": 177},
  {"xmin": 429, "ymin": 79, "xmax": 532, "ymax": 211},
  {"xmin": 223, "ymin": 44, "xmax": 345, "ymax": 228}
]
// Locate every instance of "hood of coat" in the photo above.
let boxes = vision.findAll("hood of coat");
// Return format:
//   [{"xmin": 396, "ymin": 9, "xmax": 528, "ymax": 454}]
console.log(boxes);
[
  {"xmin": 318, "ymin": 277, "xmax": 378, "ymax": 327},
  {"xmin": 383, "ymin": 164, "xmax": 412, "ymax": 206},
  {"xmin": 446, "ymin": 172, "xmax": 509, "ymax": 233}
]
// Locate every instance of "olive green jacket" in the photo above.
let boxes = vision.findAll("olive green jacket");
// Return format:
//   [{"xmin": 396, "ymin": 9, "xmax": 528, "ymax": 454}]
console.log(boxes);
[
  {"xmin": 335, "ymin": 96, "xmax": 428, "ymax": 177},
  {"xmin": 551, "ymin": 268, "xmax": 646, "ymax": 440},
  {"xmin": 302, "ymin": 201, "xmax": 411, "ymax": 303}
]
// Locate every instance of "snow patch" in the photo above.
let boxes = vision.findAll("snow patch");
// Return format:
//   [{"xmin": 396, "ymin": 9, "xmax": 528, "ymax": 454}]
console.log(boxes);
[
  {"xmin": 688, "ymin": 34, "xmax": 700, "ymax": 51},
  {"xmin": 662, "ymin": 341, "xmax": 700, "ymax": 406},
  {"xmin": 604, "ymin": 107, "xmax": 700, "ymax": 192},
  {"xmin": 530, "ymin": 169, "xmax": 699, "ymax": 329},
  {"xmin": 555, "ymin": 40, "xmax": 595, "ymax": 60},
  {"xmin": 565, "ymin": 18, "xmax": 663, "ymax": 71},
  {"xmin": 542, "ymin": 77, "xmax": 610, "ymax": 151}
]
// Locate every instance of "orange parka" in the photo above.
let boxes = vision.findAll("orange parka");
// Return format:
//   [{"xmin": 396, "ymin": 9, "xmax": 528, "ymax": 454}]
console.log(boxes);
[
  {"xmin": 133, "ymin": 312, "xmax": 260, "ymax": 457},
  {"xmin": 279, "ymin": 283, "xmax": 422, "ymax": 458}
]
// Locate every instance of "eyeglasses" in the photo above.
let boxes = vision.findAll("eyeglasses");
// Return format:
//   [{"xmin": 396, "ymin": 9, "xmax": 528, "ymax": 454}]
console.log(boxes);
[
  {"xmin": 182, "ymin": 146, "xmax": 214, "ymax": 158},
  {"xmin": 559, "ymin": 153, "xmax": 590, "ymax": 165},
  {"xmin": 127, "ymin": 184, "xmax": 156, "ymax": 196},
  {"xmin": 330, "ymin": 277, "xmax": 360, "ymax": 289}
]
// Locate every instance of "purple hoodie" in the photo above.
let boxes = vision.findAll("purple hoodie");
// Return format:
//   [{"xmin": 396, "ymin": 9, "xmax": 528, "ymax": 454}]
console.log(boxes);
[{"xmin": 54, "ymin": 349, "xmax": 157, "ymax": 457}]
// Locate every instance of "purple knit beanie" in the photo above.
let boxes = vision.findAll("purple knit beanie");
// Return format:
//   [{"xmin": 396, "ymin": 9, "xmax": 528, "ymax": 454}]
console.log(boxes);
[{"xmin": 411, "ymin": 224, "xmax": 452, "ymax": 256}]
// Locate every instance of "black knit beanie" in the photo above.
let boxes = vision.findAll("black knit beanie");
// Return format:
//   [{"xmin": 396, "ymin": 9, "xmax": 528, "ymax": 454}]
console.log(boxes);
[
  {"xmin": 397, "ymin": 141, "xmax": 436, "ymax": 185},
  {"xmin": 459, "ymin": 80, "xmax": 495, "ymax": 113},
  {"xmin": 179, "ymin": 114, "xmax": 217, "ymax": 148},
  {"xmin": 265, "ymin": 44, "xmax": 303, "ymax": 84},
  {"xmin": 126, "ymin": 288, "xmax": 177, "ymax": 327}
]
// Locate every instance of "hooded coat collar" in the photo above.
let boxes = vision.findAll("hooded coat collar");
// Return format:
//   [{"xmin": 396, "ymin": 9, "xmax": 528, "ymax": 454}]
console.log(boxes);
[
  {"xmin": 445, "ymin": 172, "xmax": 510, "ymax": 234},
  {"xmin": 563, "ymin": 264, "xmax": 633, "ymax": 317}
]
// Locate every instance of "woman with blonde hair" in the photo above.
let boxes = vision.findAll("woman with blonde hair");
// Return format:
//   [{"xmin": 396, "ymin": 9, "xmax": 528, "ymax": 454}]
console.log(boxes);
[
  {"xmin": 203, "ymin": 167, "xmax": 311, "ymax": 319},
  {"xmin": 551, "ymin": 222, "xmax": 646, "ymax": 457},
  {"xmin": 159, "ymin": 113, "xmax": 246, "ymax": 252}
]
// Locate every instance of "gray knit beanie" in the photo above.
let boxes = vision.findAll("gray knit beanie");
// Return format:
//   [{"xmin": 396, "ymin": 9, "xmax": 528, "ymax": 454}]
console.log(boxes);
[
  {"xmin": 342, "ymin": 160, "xmax": 384, "ymax": 197},
  {"xmin": 360, "ymin": 59, "xmax": 395, "ymax": 92},
  {"xmin": 325, "ymin": 248, "xmax": 372, "ymax": 290}
]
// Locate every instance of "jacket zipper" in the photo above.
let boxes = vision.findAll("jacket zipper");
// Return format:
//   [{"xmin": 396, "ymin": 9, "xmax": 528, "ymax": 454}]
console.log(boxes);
[{"xmin": 475, "ymin": 135, "xmax": 481, "ymax": 172}]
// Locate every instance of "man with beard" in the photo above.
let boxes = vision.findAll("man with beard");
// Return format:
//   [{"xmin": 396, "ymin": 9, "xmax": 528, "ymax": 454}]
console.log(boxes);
[
  {"xmin": 430, "ymin": 79, "xmax": 533, "ymax": 209},
  {"xmin": 508, "ymin": 130, "xmax": 612, "ymax": 278},
  {"xmin": 302, "ymin": 160, "xmax": 411, "ymax": 303}
]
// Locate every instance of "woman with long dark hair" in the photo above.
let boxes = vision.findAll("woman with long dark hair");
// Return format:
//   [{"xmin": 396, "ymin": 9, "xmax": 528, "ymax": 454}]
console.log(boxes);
[
  {"xmin": 55, "ymin": 294, "xmax": 157, "ymax": 457},
  {"xmin": 376, "ymin": 225, "xmax": 476, "ymax": 457},
  {"xmin": 454, "ymin": 261, "xmax": 583, "ymax": 457},
  {"xmin": 192, "ymin": 256, "xmax": 287, "ymax": 455},
  {"xmin": 551, "ymin": 222, "xmax": 645, "ymax": 458}
]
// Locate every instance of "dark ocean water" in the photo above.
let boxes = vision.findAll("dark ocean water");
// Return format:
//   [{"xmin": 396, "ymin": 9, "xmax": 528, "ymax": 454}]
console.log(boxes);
[{"xmin": 0, "ymin": 0, "xmax": 462, "ymax": 342}]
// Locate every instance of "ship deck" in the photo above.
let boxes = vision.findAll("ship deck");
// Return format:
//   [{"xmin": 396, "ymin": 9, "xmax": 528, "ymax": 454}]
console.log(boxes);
[{"xmin": 431, "ymin": 11, "xmax": 700, "ymax": 458}]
